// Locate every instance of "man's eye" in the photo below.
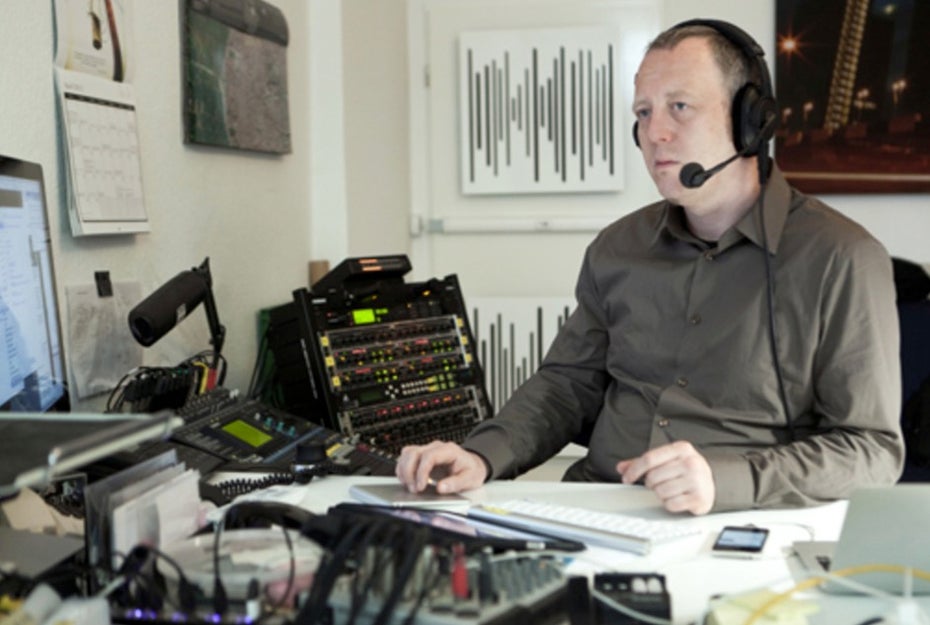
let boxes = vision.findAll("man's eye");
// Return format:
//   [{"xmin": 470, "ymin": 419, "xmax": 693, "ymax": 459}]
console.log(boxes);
[{"xmin": 635, "ymin": 109, "xmax": 650, "ymax": 120}]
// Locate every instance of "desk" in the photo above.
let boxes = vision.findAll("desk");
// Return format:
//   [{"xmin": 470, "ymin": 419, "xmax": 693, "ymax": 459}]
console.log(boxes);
[{"xmin": 225, "ymin": 474, "xmax": 915, "ymax": 625}]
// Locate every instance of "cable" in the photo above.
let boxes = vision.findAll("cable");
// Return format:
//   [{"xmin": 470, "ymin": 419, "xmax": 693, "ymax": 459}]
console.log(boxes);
[
  {"xmin": 590, "ymin": 586, "xmax": 673, "ymax": 625},
  {"xmin": 743, "ymin": 563, "xmax": 930, "ymax": 625},
  {"xmin": 755, "ymin": 154, "xmax": 795, "ymax": 441}
]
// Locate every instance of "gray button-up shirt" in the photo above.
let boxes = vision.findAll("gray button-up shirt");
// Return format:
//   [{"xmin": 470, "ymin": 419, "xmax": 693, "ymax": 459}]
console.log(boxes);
[{"xmin": 464, "ymin": 168, "xmax": 903, "ymax": 511}]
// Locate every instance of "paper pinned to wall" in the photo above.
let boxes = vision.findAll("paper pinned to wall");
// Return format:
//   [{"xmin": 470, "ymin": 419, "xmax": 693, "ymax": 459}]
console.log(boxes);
[
  {"xmin": 53, "ymin": 0, "xmax": 150, "ymax": 236},
  {"xmin": 65, "ymin": 281, "xmax": 143, "ymax": 399}
]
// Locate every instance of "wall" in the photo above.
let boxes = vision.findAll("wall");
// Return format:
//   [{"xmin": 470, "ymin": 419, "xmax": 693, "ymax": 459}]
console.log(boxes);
[
  {"xmin": 0, "ymin": 1, "xmax": 314, "ymax": 409},
  {"xmin": 342, "ymin": 1, "xmax": 413, "ymax": 258},
  {"xmin": 341, "ymin": 0, "xmax": 930, "ymax": 302}
]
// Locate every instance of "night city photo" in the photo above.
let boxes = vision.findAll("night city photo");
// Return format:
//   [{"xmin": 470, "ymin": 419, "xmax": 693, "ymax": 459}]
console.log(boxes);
[{"xmin": 775, "ymin": 0, "xmax": 930, "ymax": 193}]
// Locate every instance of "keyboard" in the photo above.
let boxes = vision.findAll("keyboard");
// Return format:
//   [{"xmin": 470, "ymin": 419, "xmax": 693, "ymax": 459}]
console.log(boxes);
[{"xmin": 468, "ymin": 499, "xmax": 700, "ymax": 555}]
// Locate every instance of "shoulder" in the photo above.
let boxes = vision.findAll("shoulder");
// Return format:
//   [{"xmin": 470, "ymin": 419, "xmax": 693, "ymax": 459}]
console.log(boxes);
[
  {"xmin": 782, "ymin": 188, "xmax": 893, "ymax": 291},
  {"xmin": 785, "ymin": 188, "xmax": 889, "ymax": 263}
]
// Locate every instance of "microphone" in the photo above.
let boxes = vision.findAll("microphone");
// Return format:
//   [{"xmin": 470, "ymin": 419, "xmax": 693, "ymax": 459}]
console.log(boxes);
[
  {"xmin": 679, "ymin": 152, "xmax": 744, "ymax": 189},
  {"xmin": 128, "ymin": 264, "xmax": 211, "ymax": 347},
  {"xmin": 679, "ymin": 115, "xmax": 777, "ymax": 189}
]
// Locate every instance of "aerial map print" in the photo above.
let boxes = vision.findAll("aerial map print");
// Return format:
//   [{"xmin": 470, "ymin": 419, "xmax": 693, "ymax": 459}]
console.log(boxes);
[{"xmin": 182, "ymin": 0, "xmax": 291, "ymax": 154}]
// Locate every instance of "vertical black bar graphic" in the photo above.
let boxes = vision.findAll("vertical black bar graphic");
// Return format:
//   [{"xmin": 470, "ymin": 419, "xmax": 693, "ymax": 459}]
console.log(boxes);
[
  {"xmin": 536, "ymin": 306, "xmax": 544, "ymax": 374},
  {"xmin": 549, "ymin": 59, "xmax": 561, "ymax": 173},
  {"xmin": 560, "ymin": 46, "xmax": 567, "ymax": 183},
  {"xmin": 579, "ymin": 51, "xmax": 585, "ymax": 181},
  {"xmin": 532, "ymin": 48, "xmax": 539, "ymax": 182},
  {"xmin": 587, "ymin": 50, "xmax": 593, "ymax": 167},
  {"xmin": 523, "ymin": 68, "xmax": 533, "ymax": 157},
  {"xmin": 516, "ymin": 85, "xmax": 522, "ymax": 130},
  {"xmin": 571, "ymin": 61, "xmax": 577, "ymax": 156},
  {"xmin": 468, "ymin": 50, "xmax": 475, "ymax": 183},
  {"xmin": 505, "ymin": 53, "xmax": 511, "ymax": 166},
  {"xmin": 546, "ymin": 77, "xmax": 552, "ymax": 140},
  {"xmin": 529, "ymin": 331, "xmax": 537, "ymax": 375},
  {"xmin": 495, "ymin": 313, "xmax": 504, "ymax": 411},
  {"xmin": 601, "ymin": 65, "xmax": 608, "ymax": 162},
  {"xmin": 608, "ymin": 44, "xmax": 615, "ymax": 174},
  {"xmin": 494, "ymin": 67, "xmax": 506, "ymax": 176},
  {"xmin": 595, "ymin": 66, "xmax": 601, "ymax": 152},
  {"xmin": 509, "ymin": 323, "xmax": 516, "ymax": 399},
  {"xmin": 489, "ymin": 322, "xmax": 497, "ymax": 411},
  {"xmin": 484, "ymin": 65, "xmax": 491, "ymax": 167},
  {"xmin": 475, "ymin": 73, "xmax": 482, "ymax": 151},
  {"xmin": 493, "ymin": 62, "xmax": 499, "ymax": 177}
]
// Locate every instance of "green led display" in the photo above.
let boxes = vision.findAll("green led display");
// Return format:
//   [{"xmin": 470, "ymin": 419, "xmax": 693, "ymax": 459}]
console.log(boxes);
[
  {"xmin": 353, "ymin": 309, "xmax": 377, "ymax": 324},
  {"xmin": 222, "ymin": 419, "xmax": 273, "ymax": 448}
]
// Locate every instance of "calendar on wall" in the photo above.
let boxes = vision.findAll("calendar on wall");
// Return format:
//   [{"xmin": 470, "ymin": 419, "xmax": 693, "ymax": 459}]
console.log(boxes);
[
  {"xmin": 56, "ymin": 70, "xmax": 149, "ymax": 236},
  {"xmin": 53, "ymin": 0, "xmax": 149, "ymax": 236}
]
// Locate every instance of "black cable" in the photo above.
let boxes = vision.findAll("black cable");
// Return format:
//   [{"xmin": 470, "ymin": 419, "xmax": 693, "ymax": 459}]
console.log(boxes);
[
  {"xmin": 372, "ymin": 525, "xmax": 431, "ymax": 625},
  {"xmin": 212, "ymin": 511, "xmax": 229, "ymax": 616},
  {"xmin": 247, "ymin": 326, "xmax": 271, "ymax": 399},
  {"xmin": 296, "ymin": 520, "xmax": 370, "ymax": 624},
  {"xmin": 756, "ymin": 153, "xmax": 796, "ymax": 441},
  {"xmin": 400, "ymin": 545, "xmax": 441, "ymax": 625},
  {"xmin": 346, "ymin": 519, "xmax": 397, "ymax": 625}
]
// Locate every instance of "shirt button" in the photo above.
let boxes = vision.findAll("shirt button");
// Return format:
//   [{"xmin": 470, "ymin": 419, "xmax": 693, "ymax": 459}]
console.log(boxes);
[
  {"xmin": 703, "ymin": 251, "xmax": 714, "ymax": 261},
  {"xmin": 657, "ymin": 418, "xmax": 669, "ymax": 428},
  {"xmin": 689, "ymin": 313, "xmax": 702, "ymax": 325},
  {"xmin": 676, "ymin": 377, "xmax": 688, "ymax": 388}
]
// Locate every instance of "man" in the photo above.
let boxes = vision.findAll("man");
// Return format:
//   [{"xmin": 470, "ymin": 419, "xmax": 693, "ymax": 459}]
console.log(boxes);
[{"xmin": 396, "ymin": 20, "xmax": 903, "ymax": 514}]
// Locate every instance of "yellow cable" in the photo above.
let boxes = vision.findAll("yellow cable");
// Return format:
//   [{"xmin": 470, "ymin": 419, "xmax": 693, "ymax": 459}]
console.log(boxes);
[{"xmin": 743, "ymin": 564, "xmax": 930, "ymax": 625}]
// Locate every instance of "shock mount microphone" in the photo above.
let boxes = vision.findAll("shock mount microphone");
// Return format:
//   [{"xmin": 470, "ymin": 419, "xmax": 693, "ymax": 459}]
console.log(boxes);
[{"xmin": 128, "ymin": 257, "xmax": 226, "ymax": 365}]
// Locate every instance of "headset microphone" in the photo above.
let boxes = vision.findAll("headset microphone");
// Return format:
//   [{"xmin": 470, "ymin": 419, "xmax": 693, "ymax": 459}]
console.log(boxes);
[
  {"xmin": 678, "ymin": 152, "xmax": 743, "ymax": 189},
  {"xmin": 678, "ymin": 114, "xmax": 777, "ymax": 189}
]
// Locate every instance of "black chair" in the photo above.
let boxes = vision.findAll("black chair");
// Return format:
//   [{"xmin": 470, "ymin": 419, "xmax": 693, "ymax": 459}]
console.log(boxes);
[{"xmin": 893, "ymin": 258, "xmax": 930, "ymax": 481}]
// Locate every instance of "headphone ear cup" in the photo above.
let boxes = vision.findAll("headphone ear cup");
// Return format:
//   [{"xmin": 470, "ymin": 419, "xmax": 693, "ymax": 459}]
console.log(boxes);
[
  {"xmin": 632, "ymin": 121, "xmax": 640, "ymax": 149},
  {"xmin": 731, "ymin": 83, "xmax": 777, "ymax": 155}
]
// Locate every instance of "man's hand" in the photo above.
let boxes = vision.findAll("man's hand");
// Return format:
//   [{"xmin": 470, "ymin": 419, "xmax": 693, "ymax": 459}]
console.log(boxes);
[
  {"xmin": 395, "ymin": 440, "xmax": 489, "ymax": 494},
  {"xmin": 616, "ymin": 440, "xmax": 715, "ymax": 515}
]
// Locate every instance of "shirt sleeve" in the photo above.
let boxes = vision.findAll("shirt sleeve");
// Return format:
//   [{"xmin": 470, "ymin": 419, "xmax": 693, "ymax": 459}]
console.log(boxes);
[
  {"xmin": 709, "ymin": 236, "xmax": 904, "ymax": 511},
  {"xmin": 463, "ymin": 247, "xmax": 610, "ymax": 479}
]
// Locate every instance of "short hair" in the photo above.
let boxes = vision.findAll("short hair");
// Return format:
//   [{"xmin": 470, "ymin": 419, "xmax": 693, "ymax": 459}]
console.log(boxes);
[{"xmin": 646, "ymin": 24, "xmax": 758, "ymax": 101}]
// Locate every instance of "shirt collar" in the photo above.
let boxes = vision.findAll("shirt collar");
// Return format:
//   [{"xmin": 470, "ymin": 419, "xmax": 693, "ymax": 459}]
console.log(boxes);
[
  {"xmin": 657, "ymin": 166, "xmax": 792, "ymax": 254},
  {"xmin": 733, "ymin": 166, "xmax": 792, "ymax": 254}
]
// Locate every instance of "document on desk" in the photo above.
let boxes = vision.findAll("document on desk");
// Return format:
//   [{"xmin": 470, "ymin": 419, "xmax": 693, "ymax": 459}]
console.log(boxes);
[{"xmin": 110, "ymin": 469, "xmax": 201, "ymax": 564}]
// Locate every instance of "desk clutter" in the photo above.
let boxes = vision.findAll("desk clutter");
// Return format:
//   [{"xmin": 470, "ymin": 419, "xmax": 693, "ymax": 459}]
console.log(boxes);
[{"xmin": 1, "ymin": 492, "xmax": 673, "ymax": 625}]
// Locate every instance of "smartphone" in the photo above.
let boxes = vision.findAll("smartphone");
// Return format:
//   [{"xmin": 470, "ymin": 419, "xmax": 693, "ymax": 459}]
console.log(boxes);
[{"xmin": 711, "ymin": 525, "xmax": 769, "ymax": 558}]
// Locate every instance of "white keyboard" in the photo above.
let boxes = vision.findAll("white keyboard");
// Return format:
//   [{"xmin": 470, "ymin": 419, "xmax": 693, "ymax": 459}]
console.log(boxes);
[{"xmin": 468, "ymin": 499, "xmax": 700, "ymax": 555}]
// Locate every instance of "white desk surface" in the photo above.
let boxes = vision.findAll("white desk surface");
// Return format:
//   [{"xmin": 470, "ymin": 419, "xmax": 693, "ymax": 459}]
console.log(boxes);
[{"xmin": 219, "ymin": 474, "xmax": 923, "ymax": 625}]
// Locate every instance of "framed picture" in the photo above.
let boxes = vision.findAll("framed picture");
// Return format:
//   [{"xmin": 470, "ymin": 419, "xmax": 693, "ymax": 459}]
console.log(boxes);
[
  {"xmin": 181, "ymin": 0, "xmax": 291, "ymax": 154},
  {"xmin": 775, "ymin": 0, "xmax": 930, "ymax": 193}
]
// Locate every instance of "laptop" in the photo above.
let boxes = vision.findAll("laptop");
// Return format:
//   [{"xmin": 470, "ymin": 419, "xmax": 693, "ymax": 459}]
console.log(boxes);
[{"xmin": 793, "ymin": 485, "xmax": 930, "ymax": 594}]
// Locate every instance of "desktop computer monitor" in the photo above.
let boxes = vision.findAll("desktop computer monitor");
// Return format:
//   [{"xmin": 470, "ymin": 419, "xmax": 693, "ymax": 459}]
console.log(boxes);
[{"xmin": 0, "ymin": 156, "xmax": 69, "ymax": 412}]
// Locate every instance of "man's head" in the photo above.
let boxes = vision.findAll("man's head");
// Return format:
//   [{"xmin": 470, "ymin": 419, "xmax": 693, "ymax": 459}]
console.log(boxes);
[{"xmin": 632, "ymin": 20, "xmax": 775, "ymax": 216}]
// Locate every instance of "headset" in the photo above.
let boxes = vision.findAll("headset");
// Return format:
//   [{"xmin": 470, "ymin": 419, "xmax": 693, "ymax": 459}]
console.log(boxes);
[
  {"xmin": 632, "ymin": 19, "xmax": 795, "ymax": 439},
  {"xmin": 632, "ymin": 18, "xmax": 778, "ymax": 170}
]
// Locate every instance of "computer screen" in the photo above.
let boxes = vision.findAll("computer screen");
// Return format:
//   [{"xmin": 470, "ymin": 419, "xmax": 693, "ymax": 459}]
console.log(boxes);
[{"xmin": 0, "ymin": 156, "xmax": 69, "ymax": 412}]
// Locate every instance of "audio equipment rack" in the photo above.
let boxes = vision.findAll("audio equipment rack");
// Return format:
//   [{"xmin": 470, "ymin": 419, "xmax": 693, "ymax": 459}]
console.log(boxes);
[{"xmin": 273, "ymin": 256, "xmax": 493, "ymax": 455}]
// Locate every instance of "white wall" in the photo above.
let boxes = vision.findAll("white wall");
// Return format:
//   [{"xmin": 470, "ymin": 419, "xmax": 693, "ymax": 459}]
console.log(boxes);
[
  {"xmin": 1, "ymin": 1, "xmax": 314, "ymax": 409},
  {"xmin": 3, "ymin": 0, "xmax": 926, "ymax": 412},
  {"xmin": 341, "ymin": 0, "xmax": 930, "ymax": 302}
]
